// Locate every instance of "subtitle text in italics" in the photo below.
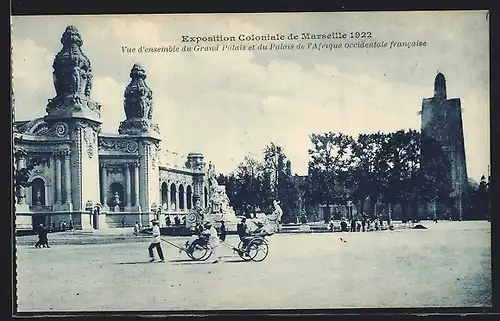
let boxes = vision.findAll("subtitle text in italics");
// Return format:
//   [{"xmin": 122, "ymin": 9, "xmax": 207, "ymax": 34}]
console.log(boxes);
[{"xmin": 120, "ymin": 31, "xmax": 428, "ymax": 54}]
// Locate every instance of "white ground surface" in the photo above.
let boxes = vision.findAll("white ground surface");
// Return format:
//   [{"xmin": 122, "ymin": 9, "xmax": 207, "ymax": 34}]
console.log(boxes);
[{"xmin": 16, "ymin": 221, "xmax": 491, "ymax": 312}]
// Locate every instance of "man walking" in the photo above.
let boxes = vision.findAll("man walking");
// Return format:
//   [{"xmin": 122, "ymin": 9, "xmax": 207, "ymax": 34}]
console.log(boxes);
[
  {"xmin": 35, "ymin": 224, "xmax": 50, "ymax": 248},
  {"xmin": 148, "ymin": 219, "xmax": 165, "ymax": 263}
]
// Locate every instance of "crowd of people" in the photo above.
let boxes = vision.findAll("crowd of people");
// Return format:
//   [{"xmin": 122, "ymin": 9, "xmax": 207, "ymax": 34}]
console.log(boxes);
[
  {"xmin": 164, "ymin": 215, "xmax": 186, "ymax": 227},
  {"xmin": 328, "ymin": 216, "xmax": 389, "ymax": 232}
]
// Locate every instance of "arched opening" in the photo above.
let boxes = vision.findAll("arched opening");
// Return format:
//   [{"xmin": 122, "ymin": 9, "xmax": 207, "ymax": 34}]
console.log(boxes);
[
  {"xmin": 161, "ymin": 182, "xmax": 168, "ymax": 209},
  {"xmin": 179, "ymin": 184, "xmax": 185, "ymax": 211},
  {"xmin": 109, "ymin": 182, "xmax": 124, "ymax": 209},
  {"xmin": 186, "ymin": 185, "xmax": 193, "ymax": 209},
  {"xmin": 31, "ymin": 178, "xmax": 46, "ymax": 206},
  {"xmin": 170, "ymin": 183, "xmax": 177, "ymax": 211},
  {"xmin": 204, "ymin": 186, "xmax": 208, "ymax": 208}
]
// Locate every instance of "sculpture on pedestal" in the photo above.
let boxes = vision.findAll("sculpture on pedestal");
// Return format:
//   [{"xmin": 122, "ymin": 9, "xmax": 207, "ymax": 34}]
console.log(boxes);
[
  {"xmin": 118, "ymin": 64, "xmax": 160, "ymax": 136},
  {"xmin": 46, "ymin": 25, "xmax": 101, "ymax": 116},
  {"xmin": 113, "ymin": 192, "xmax": 121, "ymax": 212},
  {"xmin": 204, "ymin": 163, "xmax": 238, "ymax": 224},
  {"xmin": 35, "ymin": 189, "xmax": 42, "ymax": 205}
]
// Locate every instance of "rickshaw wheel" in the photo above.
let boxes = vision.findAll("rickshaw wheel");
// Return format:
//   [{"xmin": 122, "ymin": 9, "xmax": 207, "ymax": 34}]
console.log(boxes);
[
  {"xmin": 187, "ymin": 240, "xmax": 211, "ymax": 261},
  {"xmin": 237, "ymin": 240, "xmax": 252, "ymax": 261},
  {"xmin": 247, "ymin": 237, "xmax": 269, "ymax": 262}
]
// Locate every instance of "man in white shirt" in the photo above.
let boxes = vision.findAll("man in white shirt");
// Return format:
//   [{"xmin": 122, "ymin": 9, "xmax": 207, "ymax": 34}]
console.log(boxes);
[
  {"xmin": 148, "ymin": 219, "xmax": 165, "ymax": 263},
  {"xmin": 202, "ymin": 221, "xmax": 221, "ymax": 264}
]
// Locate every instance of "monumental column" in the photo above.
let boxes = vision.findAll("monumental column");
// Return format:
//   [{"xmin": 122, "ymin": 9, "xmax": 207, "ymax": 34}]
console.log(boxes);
[
  {"xmin": 44, "ymin": 26, "xmax": 102, "ymax": 229},
  {"xmin": 117, "ymin": 63, "xmax": 161, "ymax": 226},
  {"xmin": 186, "ymin": 152, "xmax": 206, "ymax": 209},
  {"xmin": 133, "ymin": 162, "xmax": 140, "ymax": 208},
  {"xmin": 16, "ymin": 149, "xmax": 27, "ymax": 205},
  {"xmin": 62, "ymin": 150, "xmax": 72, "ymax": 209},
  {"xmin": 125, "ymin": 163, "xmax": 132, "ymax": 209},
  {"xmin": 100, "ymin": 163, "xmax": 108, "ymax": 208},
  {"xmin": 54, "ymin": 151, "xmax": 62, "ymax": 205}
]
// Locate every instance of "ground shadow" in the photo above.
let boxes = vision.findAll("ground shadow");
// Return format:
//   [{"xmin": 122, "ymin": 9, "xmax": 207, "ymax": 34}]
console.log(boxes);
[
  {"xmin": 116, "ymin": 261, "xmax": 154, "ymax": 265},
  {"xmin": 169, "ymin": 259, "xmax": 197, "ymax": 263},
  {"xmin": 221, "ymin": 259, "xmax": 247, "ymax": 264},
  {"xmin": 170, "ymin": 261, "xmax": 215, "ymax": 266}
]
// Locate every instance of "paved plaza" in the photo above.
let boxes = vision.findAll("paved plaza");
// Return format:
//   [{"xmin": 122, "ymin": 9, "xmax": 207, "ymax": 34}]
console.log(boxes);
[{"xmin": 16, "ymin": 221, "xmax": 491, "ymax": 312}]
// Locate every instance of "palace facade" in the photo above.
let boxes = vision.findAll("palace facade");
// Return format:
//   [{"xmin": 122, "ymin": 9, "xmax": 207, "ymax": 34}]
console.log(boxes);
[{"xmin": 13, "ymin": 25, "xmax": 212, "ymax": 230}]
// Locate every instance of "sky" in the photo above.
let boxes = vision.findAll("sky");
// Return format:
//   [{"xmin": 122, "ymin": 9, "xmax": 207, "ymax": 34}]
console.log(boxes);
[{"xmin": 11, "ymin": 11, "xmax": 490, "ymax": 180}]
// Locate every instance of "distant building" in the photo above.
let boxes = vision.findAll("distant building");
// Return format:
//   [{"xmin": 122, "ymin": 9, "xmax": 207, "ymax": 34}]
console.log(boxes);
[
  {"xmin": 13, "ymin": 26, "xmax": 212, "ymax": 230},
  {"xmin": 420, "ymin": 72, "xmax": 468, "ymax": 220}
]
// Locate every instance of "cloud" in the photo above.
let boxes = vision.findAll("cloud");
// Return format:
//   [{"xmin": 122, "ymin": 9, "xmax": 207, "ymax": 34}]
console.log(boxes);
[
  {"xmin": 12, "ymin": 38, "xmax": 54, "ymax": 120},
  {"xmin": 11, "ymin": 12, "xmax": 490, "ymax": 180},
  {"xmin": 92, "ymin": 76, "xmax": 125, "ymax": 134}
]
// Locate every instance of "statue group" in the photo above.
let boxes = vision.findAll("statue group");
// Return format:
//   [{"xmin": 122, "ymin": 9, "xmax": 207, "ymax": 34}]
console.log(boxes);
[
  {"xmin": 206, "ymin": 163, "xmax": 237, "ymax": 223},
  {"xmin": 187, "ymin": 161, "xmax": 283, "ymax": 232}
]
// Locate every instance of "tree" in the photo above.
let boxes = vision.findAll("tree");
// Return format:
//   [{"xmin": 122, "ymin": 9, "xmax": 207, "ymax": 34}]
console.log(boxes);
[
  {"xmin": 262, "ymin": 143, "xmax": 285, "ymax": 199},
  {"xmin": 262, "ymin": 144, "xmax": 298, "ymax": 222},
  {"xmin": 349, "ymin": 132, "xmax": 386, "ymax": 219},
  {"xmin": 377, "ymin": 130, "xmax": 422, "ymax": 222},
  {"xmin": 13, "ymin": 151, "xmax": 51, "ymax": 221},
  {"xmin": 14, "ymin": 153, "xmax": 51, "ymax": 190},
  {"xmin": 276, "ymin": 159, "xmax": 300, "ymax": 223},
  {"xmin": 233, "ymin": 155, "xmax": 265, "ymax": 217},
  {"xmin": 308, "ymin": 132, "xmax": 355, "ymax": 222},
  {"xmin": 476, "ymin": 175, "xmax": 489, "ymax": 220}
]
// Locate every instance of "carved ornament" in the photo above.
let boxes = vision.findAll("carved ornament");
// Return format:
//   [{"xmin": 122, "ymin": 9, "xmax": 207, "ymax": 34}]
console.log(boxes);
[
  {"xmin": 99, "ymin": 138, "xmax": 139, "ymax": 153},
  {"xmin": 107, "ymin": 166, "xmax": 124, "ymax": 175},
  {"xmin": 83, "ymin": 127, "xmax": 97, "ymax": 158},
  {"xmin": 46, "ymin": 26, "xmax": 101, "ymax": 117},
  {"xmin": 123, "ymin": 64, "xmax": 153, "ymax": 121},
  {"xmin": 54, "ymin": 149, "xmax": 71, "ymax": 157}
]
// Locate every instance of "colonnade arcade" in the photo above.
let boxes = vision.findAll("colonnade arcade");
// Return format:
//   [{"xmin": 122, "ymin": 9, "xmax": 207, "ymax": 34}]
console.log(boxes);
[{"xmin": 160, "ymin": 181, "xmax": 208, "ymax": 212}]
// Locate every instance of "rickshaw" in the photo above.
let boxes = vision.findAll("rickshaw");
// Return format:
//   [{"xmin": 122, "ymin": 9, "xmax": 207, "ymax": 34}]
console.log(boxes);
[
  {"xmin": 160, "ymin": 199, "xmax": 281, "ymax": 263},
  {"xmin": 160, "ymin": 226, "xmax": 213, "ymax": 261},
  {"xmin": 220, "ymin": 223, "xmax": 271, "ymax": 262},
  {"xmin": 160, "ymin": 223, "xmax": 271, "ymax": 262}
]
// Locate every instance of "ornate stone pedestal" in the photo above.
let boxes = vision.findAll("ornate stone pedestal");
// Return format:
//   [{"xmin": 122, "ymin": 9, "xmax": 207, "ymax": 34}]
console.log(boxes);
[
  {"xmin": 15, "ymin": 203, "xmax": 30, "ymax": 213},
  {"xmin": 15, "ymin": 204, "xmax": 32, "ymax": 230},
  {"xmin": 118, "ymin": 118, "xmax": 160, "ymax": 138}
]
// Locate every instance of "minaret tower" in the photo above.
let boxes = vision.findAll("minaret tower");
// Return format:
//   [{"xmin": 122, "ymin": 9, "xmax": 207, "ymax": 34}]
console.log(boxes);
[
  {"xmin": 44, "ymin": 26, "xmax": 102, "ymax": 228},
  {"xmin": 421, "ymin": 72, "xmax": 468, "ymax": 221},
  {"xmin": 118, "ymin": 64, "xmax": 161, "ymax": 226},
  {"xmin": 434, "ymin": 72, "xmax": 447, "ymax": 100}
]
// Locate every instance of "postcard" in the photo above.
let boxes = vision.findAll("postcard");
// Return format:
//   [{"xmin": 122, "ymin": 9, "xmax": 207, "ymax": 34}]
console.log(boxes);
[{"xmin": 12, "ymin": 11, "xmax": 491, "ymax": 313}]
